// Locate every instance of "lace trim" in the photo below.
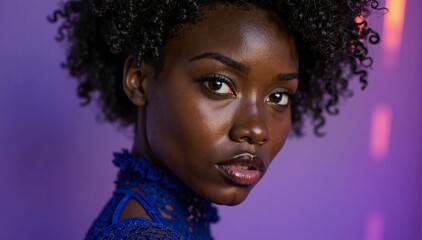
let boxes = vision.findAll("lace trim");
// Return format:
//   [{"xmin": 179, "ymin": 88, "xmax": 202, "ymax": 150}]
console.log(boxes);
[
  {"xmin": 98, "ymin": 218, "xmax": 181, "ymax": 240},
  {"xmin": 87, "ymin": 149, "xmax": 220, "ymax": 239},
  {"xmin": 113, "ymin": 149, "xmax": 178, "ymax": 190}
]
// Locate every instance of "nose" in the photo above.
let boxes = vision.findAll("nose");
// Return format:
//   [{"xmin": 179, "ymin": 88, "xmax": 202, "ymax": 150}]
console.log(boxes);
[{"xmin": 229, "ymin": 103, "xmax": 270, "ymax": 145}]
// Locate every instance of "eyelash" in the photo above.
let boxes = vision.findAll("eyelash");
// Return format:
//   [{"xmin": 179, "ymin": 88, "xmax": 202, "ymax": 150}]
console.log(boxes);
[
  {"xmin": 265, "ymin": 89, "xmax": 295, "ymax": 109},
  {"xmin": 198, "ymin": 74, "xmax": 236, "ymax": 97},
  {"xmin": 197, "ymin": 74, "xmax": 297, "ymax": 109}
]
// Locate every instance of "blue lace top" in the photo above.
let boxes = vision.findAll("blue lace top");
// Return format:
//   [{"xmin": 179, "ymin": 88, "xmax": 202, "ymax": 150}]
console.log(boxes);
[{"xmin": 86, "ymin": 150, "xmax": 219, "ymax": 239}]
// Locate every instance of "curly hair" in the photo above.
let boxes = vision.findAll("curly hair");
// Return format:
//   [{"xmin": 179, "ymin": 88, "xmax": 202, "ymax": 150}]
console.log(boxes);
[{"xmin": 48, "ymin": 0, "xmax": 382, "ymax": 136}]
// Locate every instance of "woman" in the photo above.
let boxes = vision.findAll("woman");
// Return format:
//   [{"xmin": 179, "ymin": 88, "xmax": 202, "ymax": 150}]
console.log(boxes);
[{"xmin": 50, "ymin": 0, "xmax": 381, "ymax": 239}]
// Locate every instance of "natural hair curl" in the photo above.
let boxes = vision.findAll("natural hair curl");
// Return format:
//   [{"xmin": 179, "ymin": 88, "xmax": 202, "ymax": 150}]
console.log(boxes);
[{"xmin": 49, "ymin": 0, "xmax": 382, "ymax": 136}]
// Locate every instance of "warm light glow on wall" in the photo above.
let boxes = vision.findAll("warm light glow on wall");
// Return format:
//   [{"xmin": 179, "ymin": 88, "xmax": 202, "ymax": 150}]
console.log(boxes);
[
  {"xmin": 364, "ymin": 211, "xmax": 385, "ymax": 240},
  {"xmin": 382, "ymin": 0, "xmax": 407, "ymax": 68},
  {"xmin": 369, "ymin": 104, "xmax": 392, "ymax": 160}
]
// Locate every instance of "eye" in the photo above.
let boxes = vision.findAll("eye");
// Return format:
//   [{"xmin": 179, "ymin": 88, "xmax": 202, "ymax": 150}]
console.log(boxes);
[
  {"xmin": 199, "ymin": 74, "xmax": 235, "ymax": 97},
  {"xmin": 265, "ymin": 90, "xmax": 293, "ymax": 108}
]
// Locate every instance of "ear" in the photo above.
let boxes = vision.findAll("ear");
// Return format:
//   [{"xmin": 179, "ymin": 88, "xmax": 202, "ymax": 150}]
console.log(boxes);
[{"xmin": 123, "ymin": 56, "xmax": 154, "ymax": 107}]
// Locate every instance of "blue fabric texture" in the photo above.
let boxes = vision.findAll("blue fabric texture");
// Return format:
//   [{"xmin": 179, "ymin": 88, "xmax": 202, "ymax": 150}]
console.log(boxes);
[{"xmin": 85, "ymin": 150, "xmax": 219, "ymax": 239}]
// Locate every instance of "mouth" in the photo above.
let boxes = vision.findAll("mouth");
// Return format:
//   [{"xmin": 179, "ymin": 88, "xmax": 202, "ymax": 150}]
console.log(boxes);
[{"xmin": 215, "ymin": 153, "xmax": 265, "ymax": 186}]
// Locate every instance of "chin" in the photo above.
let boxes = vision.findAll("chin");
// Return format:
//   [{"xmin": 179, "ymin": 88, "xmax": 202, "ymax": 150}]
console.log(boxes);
[{"xmin": 205, "ymin": 186, "xmax": 253, "ymax": 206}]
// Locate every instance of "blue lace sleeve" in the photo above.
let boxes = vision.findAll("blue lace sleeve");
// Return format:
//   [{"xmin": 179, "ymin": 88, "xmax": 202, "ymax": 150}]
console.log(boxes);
[{"xmin": 97, "ymin": 218, "xmax": 181, "ymax": 240}]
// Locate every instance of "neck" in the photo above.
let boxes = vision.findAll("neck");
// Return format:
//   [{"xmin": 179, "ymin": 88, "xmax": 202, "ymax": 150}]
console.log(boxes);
[
  {"xmin": 131, "ymin": 107, "xmax": 166, "ymax": 169},
  {"xmin": 132, "ymin": 108, "xmax": 151, "ymax": 157}
]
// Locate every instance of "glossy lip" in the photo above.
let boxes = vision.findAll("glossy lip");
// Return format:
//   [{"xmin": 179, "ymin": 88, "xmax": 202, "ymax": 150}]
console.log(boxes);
[{"xmin": 215, "ymin": 153, "xmax": 265, "ymax": 186}]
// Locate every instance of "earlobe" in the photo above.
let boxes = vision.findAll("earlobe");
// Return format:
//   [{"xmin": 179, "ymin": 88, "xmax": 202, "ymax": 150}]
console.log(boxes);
[{"xmin": 123, "ymin": 56, "xmax": 152, "ymax": 107}]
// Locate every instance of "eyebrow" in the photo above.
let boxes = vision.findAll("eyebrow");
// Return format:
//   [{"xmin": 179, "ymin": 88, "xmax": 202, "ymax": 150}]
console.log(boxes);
[
  {"xmin": 189, "ymin": 52, "xmax": 250, "ymax": 74},
  {"xmin": 189, "ymin": 52, "xmax": 299, "ymax": 81},
  {"xmin": 275, "ymin": 72, "xmax": 299, "ymax": 81}
]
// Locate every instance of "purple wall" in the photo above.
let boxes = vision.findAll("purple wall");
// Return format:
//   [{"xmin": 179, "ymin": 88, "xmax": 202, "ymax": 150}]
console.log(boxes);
[{"xmin": 1, "ymin": 0, "xmax": 420, "ymax": 239}]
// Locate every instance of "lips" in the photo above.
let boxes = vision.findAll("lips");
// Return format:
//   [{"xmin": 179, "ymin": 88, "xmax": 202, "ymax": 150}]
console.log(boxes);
[{"xmin": 215, "ymin": 153, "xmax": 265, "ymax": 186}]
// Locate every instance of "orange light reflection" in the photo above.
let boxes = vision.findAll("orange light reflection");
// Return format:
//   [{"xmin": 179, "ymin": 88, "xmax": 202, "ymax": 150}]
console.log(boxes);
[
  {"xmin": 383, "ymin": 0, "xmax": 407, "ymax": 68},
  {"xmin": 369, "ymin": 104, "xmax": 392, "ymax": 161}
]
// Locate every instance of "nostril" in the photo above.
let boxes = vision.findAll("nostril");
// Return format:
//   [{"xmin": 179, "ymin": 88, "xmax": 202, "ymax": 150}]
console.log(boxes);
[
  {"xmin": 236, "ymin": 132, "xmax": 268, "ymax": 145},
  {"xmin": 257, "ymin": 138, "xmax": 268, "ymax": 145},
  {"xmin": 239, "ymin": 136, "xmax": 252, "ymax": 143}
]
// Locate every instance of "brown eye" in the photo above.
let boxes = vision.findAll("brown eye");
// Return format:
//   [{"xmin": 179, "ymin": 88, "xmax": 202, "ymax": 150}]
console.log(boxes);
[
  {"xmin": 207, "ymin": 81, "xmax": 223, "ymax": 91},
  {"xmin": 269, "ymin": 92, "xmax": 283, "ymax": 103},
  {"xmin": 265, "ymin": 90, "xmax": 292, "ymax": 107},
  {"xmin": 199, "ymin": 75, "xmax": 235, "ymax": 96}
]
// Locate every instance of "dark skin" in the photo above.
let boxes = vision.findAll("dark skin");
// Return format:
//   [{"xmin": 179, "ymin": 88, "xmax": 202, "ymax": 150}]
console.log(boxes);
[{"xmin": 122, "ymin": 5, "xmax": 298, "ymax": 219}]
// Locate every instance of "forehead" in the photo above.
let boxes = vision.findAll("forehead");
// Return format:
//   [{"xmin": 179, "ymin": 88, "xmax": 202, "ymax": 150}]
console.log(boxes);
[{"xmin": 162, "ymin": 4, "xmax": 298, "ymax": 70}]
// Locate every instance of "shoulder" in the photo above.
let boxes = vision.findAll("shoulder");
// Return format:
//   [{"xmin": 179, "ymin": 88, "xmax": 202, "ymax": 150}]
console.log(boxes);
[{"xmin": 96, "ymin": 217, "xmax": 181, "ymax": 240}]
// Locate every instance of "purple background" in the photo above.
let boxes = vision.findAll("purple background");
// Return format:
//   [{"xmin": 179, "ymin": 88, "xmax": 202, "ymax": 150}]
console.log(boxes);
[{"xmin": 1, "ymin": 1, "xmax": 421, "ymax": 239}]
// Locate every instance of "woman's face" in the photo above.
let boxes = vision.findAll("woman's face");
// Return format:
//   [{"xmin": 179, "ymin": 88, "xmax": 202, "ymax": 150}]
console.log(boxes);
[{"xmin": 142, "ymin": 4, "xmax": 298, "ymax": 205}]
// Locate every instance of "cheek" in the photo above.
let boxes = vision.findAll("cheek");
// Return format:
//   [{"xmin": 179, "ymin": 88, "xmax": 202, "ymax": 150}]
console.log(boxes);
[
  {"xmin": 144, "ymin": 83, "xmax": 182, "ymax": 161},
  {"xmin": 268, "ymin": 112, "xmax": 291, "ymax": 156},
  {"xmin": 145, "ymin": 82, "xmax": 228, "ymax": 161},
  {"xmin": 170, "ymin": 102, "xmax": 232, "ymax": 158}
]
